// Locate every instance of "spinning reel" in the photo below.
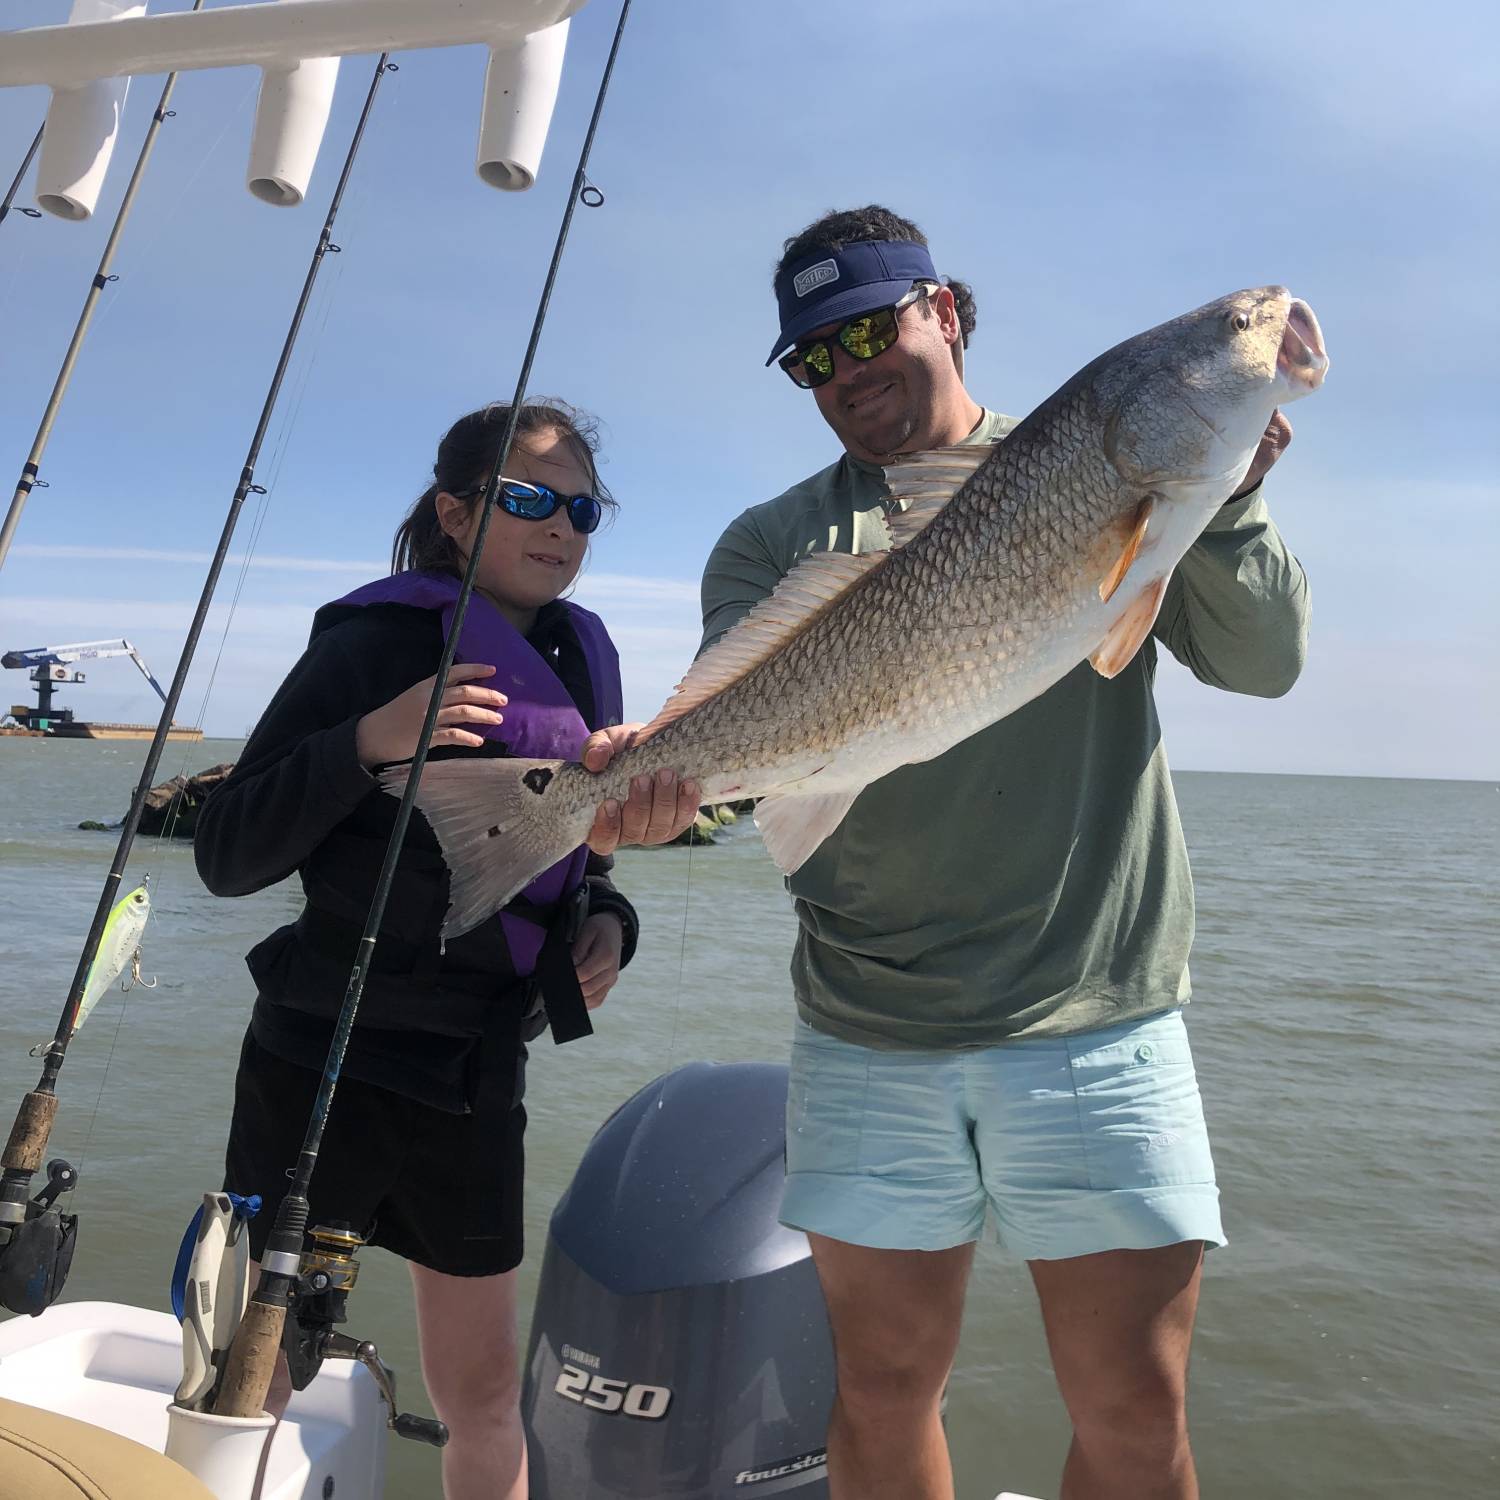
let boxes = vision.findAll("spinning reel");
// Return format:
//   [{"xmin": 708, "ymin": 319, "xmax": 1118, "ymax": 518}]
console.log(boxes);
[{"xmin": 282, "ymin": 1221, "xmax": 448, "ymax": 1448}]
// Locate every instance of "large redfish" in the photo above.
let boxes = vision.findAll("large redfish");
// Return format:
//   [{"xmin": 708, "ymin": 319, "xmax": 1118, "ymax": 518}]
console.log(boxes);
[{"xmin": 386, "ymin": 286, "xmax": 1327, "ymax": 934}]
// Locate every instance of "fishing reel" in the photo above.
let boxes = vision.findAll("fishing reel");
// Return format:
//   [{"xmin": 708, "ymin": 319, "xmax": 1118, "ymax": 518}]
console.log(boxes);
[
  {"xmin": 282, "ymin": 1220, "xmax": 448, "ymax": 1447},
  {"xmin": 0, "ymin": 1158, "xmax": 78, "ymax": 1317}
]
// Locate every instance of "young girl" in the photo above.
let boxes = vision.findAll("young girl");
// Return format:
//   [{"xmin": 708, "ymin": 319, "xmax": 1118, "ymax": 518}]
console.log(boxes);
[{"xmin": 196, "ymin": 400, "xmax": 698, "ymax": 1500}]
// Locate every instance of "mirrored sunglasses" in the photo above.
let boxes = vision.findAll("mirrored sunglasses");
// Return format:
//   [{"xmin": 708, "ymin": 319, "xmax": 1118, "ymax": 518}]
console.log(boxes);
[
  {"xmin": 778, "ymin": 283, "xmax": 934, "ymax": 389},
  {"xmin": 456, "ymin": 478, "xmax": 604, "ymax": 534}
]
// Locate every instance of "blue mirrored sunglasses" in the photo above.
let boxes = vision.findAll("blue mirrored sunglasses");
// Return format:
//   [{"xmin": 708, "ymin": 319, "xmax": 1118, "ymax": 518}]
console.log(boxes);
[{"xmin": 455, "ymin": 477, "xmax": 603, "ymax": 534}]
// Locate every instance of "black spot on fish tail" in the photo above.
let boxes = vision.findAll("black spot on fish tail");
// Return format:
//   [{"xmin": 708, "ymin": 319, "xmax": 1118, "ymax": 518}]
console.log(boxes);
[
  {"xmin": 487, "ymin": 824, "xmax": 502, "ymax": 838},
  {"xmin": 522, "ymin": 767, "xmax": 554, "ymax": 795}
]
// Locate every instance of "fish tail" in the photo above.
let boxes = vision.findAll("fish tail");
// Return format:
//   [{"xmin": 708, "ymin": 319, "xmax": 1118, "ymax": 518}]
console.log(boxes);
[{"xmin": 380, "ymin": 759, "xmax": 594, "ymax": 937}]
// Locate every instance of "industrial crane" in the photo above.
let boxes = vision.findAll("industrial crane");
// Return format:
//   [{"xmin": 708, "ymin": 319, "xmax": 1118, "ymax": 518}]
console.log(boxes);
[{"xmin": 3, "ymin": 639, "xmax": 170, "ymax": 732}]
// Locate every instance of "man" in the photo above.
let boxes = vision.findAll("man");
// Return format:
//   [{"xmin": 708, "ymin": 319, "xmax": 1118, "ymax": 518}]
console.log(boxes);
[{"xmin": 700, "ymin": 206, "xmax": 1309, "ymax": 1500}]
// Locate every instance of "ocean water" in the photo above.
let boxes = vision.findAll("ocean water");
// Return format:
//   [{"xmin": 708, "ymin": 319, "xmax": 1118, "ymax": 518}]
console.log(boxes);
[{"xmin": 0, "ymin": 736, "xmax": 1495, "ymax": 1499}]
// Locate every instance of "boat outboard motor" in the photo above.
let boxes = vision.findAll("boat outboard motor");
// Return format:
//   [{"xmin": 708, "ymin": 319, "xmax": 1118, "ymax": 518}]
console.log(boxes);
[{"xmin": 523, "ymin": 1061, "xmax": 834, "ymax": 1498}]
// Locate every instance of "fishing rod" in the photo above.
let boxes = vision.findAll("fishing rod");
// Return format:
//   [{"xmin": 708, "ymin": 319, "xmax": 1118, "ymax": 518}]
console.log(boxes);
[
  {"xmin": 0, "ymin": 51, "xmax": 395, "ymax": 1321},
  {"xmin": 0, "ymin": 0, "xmax": 208, "ymax": 578},
  {"xmin": 0, "ymin": 124, "xmax": 44, "ymax": 230},
  {"xmin": 213, "ymin": 0, "xmax": 636, "ymax": 1425}
]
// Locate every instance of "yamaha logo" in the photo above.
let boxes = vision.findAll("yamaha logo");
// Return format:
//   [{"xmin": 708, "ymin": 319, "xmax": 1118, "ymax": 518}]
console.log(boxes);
[{"xmin": 792, "ymin": 259, "xmax": 839, "ymax": 297}]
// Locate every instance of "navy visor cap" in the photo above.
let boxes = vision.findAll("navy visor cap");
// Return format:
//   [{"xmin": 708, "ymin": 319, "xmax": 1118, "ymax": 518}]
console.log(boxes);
[{"xmin": 767, "ymin": 239, "xmax": 940, "ymax": 365}]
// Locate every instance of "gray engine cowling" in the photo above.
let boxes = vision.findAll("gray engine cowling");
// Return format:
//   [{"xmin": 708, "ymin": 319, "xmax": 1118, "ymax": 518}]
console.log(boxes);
[{"xmin": 522, "ymin": 1060, "xmax": 833, "ymax": 1498}]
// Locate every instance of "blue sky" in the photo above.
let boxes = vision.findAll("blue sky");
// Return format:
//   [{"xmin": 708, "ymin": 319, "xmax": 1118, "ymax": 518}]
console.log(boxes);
[{"xmin": 1, "ymin": 0, "xmax": 1495, "ymax": 778}]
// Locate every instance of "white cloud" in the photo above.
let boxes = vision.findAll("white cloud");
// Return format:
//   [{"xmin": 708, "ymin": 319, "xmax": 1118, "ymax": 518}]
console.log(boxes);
[
  {"xmin": 9, "ymin": 545, "xmax": 700, "ymax": 605},
  {"xmin": 0, "ymin": 595, "xmax": 304, "ymax": 645},
  {"xmin": 574, "ymin": 573, "xmax": 699, "ymax": 605},
  {"xmin": 10, "ymin": 544, "xmax": 386, "ymax": 574}
]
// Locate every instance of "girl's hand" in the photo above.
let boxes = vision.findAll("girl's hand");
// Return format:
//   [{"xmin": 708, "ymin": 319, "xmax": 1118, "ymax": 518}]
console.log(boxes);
[
  {"xmin": 573, "ymin": 912, "xmax": 624, "ymax": 1009},
  {"xmin": 354, "ymin": 663, "xmax": 507, "ymax": 769},
  {"xmin": 580, "ymin": 724, "xmax": 701, "ymax": 853}
]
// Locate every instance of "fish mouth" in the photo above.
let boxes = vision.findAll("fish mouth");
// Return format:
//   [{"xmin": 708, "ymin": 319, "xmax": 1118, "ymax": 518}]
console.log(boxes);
[{"xmin": 1277, "ymin": 297, "xmax": 1328, "ymax": 393}]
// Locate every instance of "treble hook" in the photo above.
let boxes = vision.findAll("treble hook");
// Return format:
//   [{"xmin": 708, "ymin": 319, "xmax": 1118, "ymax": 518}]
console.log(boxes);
[{"xmin": 124, "ymin": 950, "xmax": 157, "ymax": 992}]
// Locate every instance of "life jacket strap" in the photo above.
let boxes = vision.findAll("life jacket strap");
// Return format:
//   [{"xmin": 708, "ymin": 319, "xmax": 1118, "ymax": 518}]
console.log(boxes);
[{"xmin": 513, "ymin": 885, "xmax": 592, "ymax": 1046}]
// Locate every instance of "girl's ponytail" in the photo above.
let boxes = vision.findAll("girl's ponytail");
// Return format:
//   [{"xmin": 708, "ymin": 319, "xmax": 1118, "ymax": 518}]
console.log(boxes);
[{"xmin": 390, "ymin": 483, "xmax": 452, "ymax": 575}]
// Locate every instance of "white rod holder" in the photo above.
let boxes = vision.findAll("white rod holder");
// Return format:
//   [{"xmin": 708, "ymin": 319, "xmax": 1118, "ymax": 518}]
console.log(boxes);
[
  {"xmin": 248, "ymin": 53, "xmax": 339, "ymax": 207},
  {"xmin": 478, "ymin": 18, "xmax": 570, "ymax": 191},
  {"xmin": 33, "ymin": 1, "xmax": 146, "ymax": 221},
  {"xmin": 164, "ymin": 1402, "xmax": 276, "ymax": 1500}
]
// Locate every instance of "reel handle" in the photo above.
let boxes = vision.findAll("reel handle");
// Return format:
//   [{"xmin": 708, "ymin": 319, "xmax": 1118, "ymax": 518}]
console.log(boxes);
[
  {"xmin": 392, "ymin": 1412, "xmax": 450, "ymax": 1447},
  {"xmin": 35, "ymin": 1159, "xmax": 78, "ymax": 1212},
  {"xmin": 337, "ymin": 1337, "xmax": 450, "ymax": 1448}
]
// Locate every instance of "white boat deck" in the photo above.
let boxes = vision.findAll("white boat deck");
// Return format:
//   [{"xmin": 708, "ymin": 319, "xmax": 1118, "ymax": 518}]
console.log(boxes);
[{"xmin": 0, "ymin": 1300, "xmax": 384, "ymax": 1500}]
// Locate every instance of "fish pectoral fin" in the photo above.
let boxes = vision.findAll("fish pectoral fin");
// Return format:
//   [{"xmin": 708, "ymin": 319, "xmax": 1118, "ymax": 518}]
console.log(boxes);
[
  {"xmin": 1089, "ymin": 576, "xmax": 1168, "ymax": 679},
  {"xmin": 634, "ymin": 550, "xmax": 886, "ymax": 745},
  {"xmin": 1098, "ymin": 496, "xmax": 1156, "ymax": 603},
  {"xmin": 881, "ymin": 442, "xmax": 1000, "ymax": 547},
  {"xmin": 754, "ymin": 788, "xmax": 863, "ymax": 875}
]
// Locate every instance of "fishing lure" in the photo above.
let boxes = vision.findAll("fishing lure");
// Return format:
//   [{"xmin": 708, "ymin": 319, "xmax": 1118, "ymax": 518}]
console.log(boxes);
[
  {"xmin": 77, "ymin": 883, "xmax": 153, "ymax": 1031},
  {"xmin": 32, "ymin": 884, "xmax": 153, "ymax": 1057}
]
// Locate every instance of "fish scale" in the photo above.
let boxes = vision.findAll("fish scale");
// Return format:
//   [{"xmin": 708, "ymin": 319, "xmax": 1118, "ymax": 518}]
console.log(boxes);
[{"xmin": 385, "ymin": 285, "xmax": 1328, "ymax": 935}]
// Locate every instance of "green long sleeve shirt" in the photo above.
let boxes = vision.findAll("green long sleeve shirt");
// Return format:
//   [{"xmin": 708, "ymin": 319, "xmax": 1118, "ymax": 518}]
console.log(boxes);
[{"xmin": 700, "ymin": 409, "xmax": 1310, "ymax": 1049}]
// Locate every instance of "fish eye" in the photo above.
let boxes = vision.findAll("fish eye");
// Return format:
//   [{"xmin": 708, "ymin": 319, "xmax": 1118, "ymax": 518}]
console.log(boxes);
[{"xmin": 1230, "ymin": 312, "xmax": 1250, "ymax": 332}]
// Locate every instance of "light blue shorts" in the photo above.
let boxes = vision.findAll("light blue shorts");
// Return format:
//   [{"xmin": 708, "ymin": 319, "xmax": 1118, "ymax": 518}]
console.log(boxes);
[{"xmin": 782, "ymin": 1009, "xmax": 1225, "ymax": 1260}]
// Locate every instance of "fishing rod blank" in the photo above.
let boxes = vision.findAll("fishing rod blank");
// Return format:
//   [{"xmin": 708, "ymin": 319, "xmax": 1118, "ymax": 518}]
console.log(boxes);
[
  {"xmin": 0, "ymin": 53, "xmax": 395, "ymax": 1320},
  {"xmin": 213, "ymin": 0, "xmax": 636, "ymax": 1423},
  {"xmin": 0, "ymin": 124, "xmax": 44, "ymax": 229},
  {"xmin": 0, "ymin": 0, "xmax": 209, "ymax": 578}
]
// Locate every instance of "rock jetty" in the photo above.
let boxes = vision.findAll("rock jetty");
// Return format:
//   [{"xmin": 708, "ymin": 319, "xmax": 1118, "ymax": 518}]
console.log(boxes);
[{"xmin": 80, "ymin": 762, "xmax": 236, "ymax": 838}]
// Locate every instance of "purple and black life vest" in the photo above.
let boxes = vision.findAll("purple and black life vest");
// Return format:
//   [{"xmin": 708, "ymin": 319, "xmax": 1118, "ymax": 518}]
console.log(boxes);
[{"xmin": 331, "ymin": 571, "xmax": 622, "ymax": 1043}]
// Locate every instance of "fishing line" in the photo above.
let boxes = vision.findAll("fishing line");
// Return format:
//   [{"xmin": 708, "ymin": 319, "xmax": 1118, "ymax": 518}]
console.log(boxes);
[
  {"xmin": 153, "ymin": 122, "xmax": 370, "ymax": 791},
  {"xmin": 74, "ymin": 105, "xmax": 378, "ymax": 1167},
  {"xmin": 246, "ymin": 128, "xmax": 374, "ymax": 515},
  {"xmin": 90, "ymin": 129, "xmax": 375, "ymax": 1180},
  {"xmin": 116, "ymin": 238, "xmax": 358, "ymax": 1112},
  {"xmin": 0, "ymin": 53, "xmax": 396, "ymax": 1275},
  {"xmin": 67, "ymin": 71, "xmax": 383, "ymax": 1179},
  {"xmin": 87, "ymin": 75, "xmax": 261, "ymax": 341},
  {"xmin": 214, "ymin": 0, "xmax": 639, "ymax": 1420},
  {"xmin": 665, "ymin": 835, "xmax": 694, "ymax": 1073},
  {"xmin": 162, "ymin": 154, "xmax": 366, "ymax": 792},
  {"xmin": 73, "ymin": 946, "xmax": 143, "ymax": 1181},
  {"xmin": 142, "ymin": 42, "xmax": 384, "ymax": 829},
  {"xmin": 252, "ymin": 178, "xmax": 361, "ymax": 501}
]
